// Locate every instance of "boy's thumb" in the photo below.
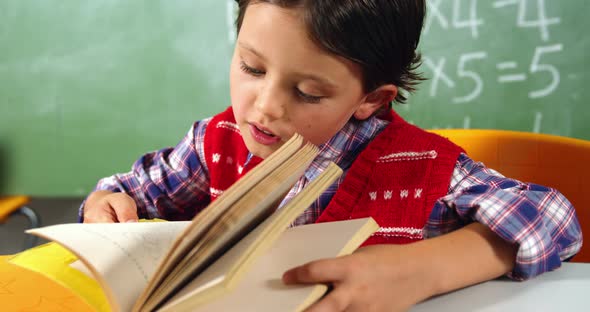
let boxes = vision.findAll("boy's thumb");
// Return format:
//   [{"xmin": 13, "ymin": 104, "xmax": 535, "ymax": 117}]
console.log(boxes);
[{"xmin": 115, "ymin": 208, "xmax": 139, "ymax": 223}]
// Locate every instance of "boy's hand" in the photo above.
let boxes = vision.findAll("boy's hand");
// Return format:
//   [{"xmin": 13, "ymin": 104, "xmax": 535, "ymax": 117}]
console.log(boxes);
[
  {"xmin": 282, "ymin": 223, "xmax": 517, "ymax": 312},
  {"xmin": 83, "ymin": 190, "xmax": 139, "ymax": 223},
  {"xmin": 282, "ymin": 244, "xmax": 434, "ymax": 312}
]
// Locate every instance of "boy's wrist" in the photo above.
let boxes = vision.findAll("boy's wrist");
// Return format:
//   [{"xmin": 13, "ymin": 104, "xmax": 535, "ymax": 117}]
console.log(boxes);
[
  {"xmin": 401, "ymin": 240, "xmax": 447, "ymax": 302},
  {"xmin": 372, "ymin": 243, "xmax": 445, "ymax": 305},
  {"xmin": 414, "ymin": 223, "xmax": 518, "ymax": 298}
]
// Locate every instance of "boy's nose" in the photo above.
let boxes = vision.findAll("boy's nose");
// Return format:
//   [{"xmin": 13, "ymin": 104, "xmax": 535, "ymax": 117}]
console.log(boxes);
[{"xmin": 254, "ymin": 85, "xmax": 286, "ymax": 120}]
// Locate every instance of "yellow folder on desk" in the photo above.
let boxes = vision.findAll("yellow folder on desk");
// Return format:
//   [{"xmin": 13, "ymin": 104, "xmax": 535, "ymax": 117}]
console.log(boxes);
[
  {"xmin": 1, "ymin": 242, "xmax": 102, "ymax": 311},
  {"xmin": 3, "ymin": 219, "xmax": 167, "ymax": 311}
]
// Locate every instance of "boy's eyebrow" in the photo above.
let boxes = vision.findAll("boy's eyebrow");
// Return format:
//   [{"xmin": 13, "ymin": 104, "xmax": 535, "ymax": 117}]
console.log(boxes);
[
  {"xmin": 295, "ymin": 72, "xmax": 337, "ymax": 90},
  {"xmin": 238, "ymin": 41, "xmax": 267, "ymax": 61},
  {"xmin": 238, "ymin": 41, "xmax": 337, "ymax": 89}
]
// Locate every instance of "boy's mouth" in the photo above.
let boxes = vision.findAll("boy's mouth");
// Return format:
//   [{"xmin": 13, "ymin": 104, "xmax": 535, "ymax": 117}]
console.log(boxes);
[
  {"xmin": 258, "ymin": 127, "xmax": 275, "ymax": 136},
  {"xmin": 249, "ymin": 123, "xmax": 281, "ymax": 145}
]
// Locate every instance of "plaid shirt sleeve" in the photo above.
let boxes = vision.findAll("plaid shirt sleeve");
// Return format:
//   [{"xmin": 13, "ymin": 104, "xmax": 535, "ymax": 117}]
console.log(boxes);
[
  {"xmin": 426, "ymin": 153, "xmax": 583, "ymax": 280},
  {"xmin": 79, "ymin": 118, "xmax": 212, "ymax": 221}
]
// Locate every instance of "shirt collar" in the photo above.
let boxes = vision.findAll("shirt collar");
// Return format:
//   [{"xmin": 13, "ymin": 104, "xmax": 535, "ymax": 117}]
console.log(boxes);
[{"xmin": 304, "ymin": 116, "xmax": 390, "ymax": 182}]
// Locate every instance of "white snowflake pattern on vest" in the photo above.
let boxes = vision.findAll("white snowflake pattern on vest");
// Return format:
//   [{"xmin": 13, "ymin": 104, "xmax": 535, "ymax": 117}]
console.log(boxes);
[
  {"xmin": 377, "ymin": 150, "xmax": 438, "ymax": 163},
  {"xmin": 414, "ymin": 188, "xmax": 422, "ymax": 198},
  {"xmin": 375, "ymin": 226, "xmax": 424, "ymax": 240},
  {"xmin": 400, "ymin": 189, "xmax": 409, "ymax": 198},
  {"xmin": 216, "ymin": 120, "xmax": 240, "ymax": 133},
  {"xmin": 369, "ymin": 189, "xmax": 424, "ymax": 201}
]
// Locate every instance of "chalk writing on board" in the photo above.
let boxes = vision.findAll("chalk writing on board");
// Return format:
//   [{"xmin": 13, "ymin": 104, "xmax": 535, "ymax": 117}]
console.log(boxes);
[
  {"xmin": 423, "ymin": 43, "xmax": 562, "ymax": 101},
  {"xmin": 453, "ymin": 51, "xmax": 487, "ymax": 103},
  {"xmin": 426, "ymin": 0, "xmax": 484, "ymax": 39},
  {"xmin": 422, "ymin": 0, "xmax": 563, "ymax": 104},
  {"xmin": 426, "ymin": 0, "xmax": 560, "ymax": 41},
  {"xmin": 528, "ymin": 44, "xmax": 562, "ymax": 98},
  {"xmin": 418, "ymin": 0, "xmax": 569, "ymax": 134},
  {"xmin": 493, "ymin": 0, "xmax": 560, "ymax": 42},
  {"xmin": 533, "ymin": 111, "xmax": 543, "ymax": 133}
]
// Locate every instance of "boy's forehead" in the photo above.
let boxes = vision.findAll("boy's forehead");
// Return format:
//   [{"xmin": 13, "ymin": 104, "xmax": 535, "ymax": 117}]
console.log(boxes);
[
  {"xmin": 238, "ymin": 3, "xmax": 364, "ymax": 87},
  {"xmin": 240, "ymin": 4, "xmax": 330, "ymax": 59},
  {"xmin": 240, "ymin": 5, "xmax": 317, "ymax": 54},
  {"xmin": 243, "ymin": 3, "xmax": 305, "ymax": 28}
]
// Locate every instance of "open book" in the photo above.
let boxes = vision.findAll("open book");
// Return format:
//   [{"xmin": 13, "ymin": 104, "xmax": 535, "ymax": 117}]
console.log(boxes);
[{"xmin": 14, "ymin": 134, "xmax": 379, "ymax": 312}]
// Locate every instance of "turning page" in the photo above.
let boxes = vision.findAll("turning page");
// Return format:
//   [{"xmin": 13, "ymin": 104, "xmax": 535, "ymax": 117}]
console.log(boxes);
[{"xmin": 27, "ymin": 221, "xmax": 190, "ymax": 312}]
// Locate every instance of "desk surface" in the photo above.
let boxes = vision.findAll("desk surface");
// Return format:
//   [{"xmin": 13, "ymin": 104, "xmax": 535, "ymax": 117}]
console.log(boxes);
[
  {"xmin": 412, "ymin": 263, "xmax": 590, "ymax": 311},
  {"xmin": 2, "ymin": 256, "xmax": 588, "ymax": 311}
]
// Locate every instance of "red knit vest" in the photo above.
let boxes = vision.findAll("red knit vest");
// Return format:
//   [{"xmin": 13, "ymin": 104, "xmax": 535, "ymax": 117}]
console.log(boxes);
[
  {"xmin": 203, "ymin": 107, "xmax": 262, "ymax": 201},
  {"xmin": 204, "ymin": 107, "xmax": 464, "ymax": 246}
]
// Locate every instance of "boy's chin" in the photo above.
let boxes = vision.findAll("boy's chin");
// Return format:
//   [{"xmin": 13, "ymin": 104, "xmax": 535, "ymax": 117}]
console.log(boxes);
[{"xmin": 246, "ymin": 143, "xmax": 279, "ymax": 160}]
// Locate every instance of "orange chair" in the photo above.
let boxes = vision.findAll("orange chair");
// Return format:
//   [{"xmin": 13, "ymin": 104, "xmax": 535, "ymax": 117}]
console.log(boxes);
[
  {"xmin": 0, "ymin": 195, "xmax": 40, "ymax": 250},
  {"xmin": 429, "ymin": 129, "xmax": 590, "ymax": 262}
]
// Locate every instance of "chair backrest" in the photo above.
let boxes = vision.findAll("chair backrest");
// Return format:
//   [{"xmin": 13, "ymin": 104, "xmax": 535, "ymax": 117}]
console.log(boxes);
[
  {"xmin": 0, "ymin": 196, "xmax": 39, "ymax": 251},
  {"xmin": 430, "ymin": 129, "xmax": 590, "ymax": 263}
]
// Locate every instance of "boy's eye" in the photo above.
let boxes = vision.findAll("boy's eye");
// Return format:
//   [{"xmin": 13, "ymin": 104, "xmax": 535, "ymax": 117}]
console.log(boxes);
[
  {"xmin": 240, "ymin": 61, "xmax": 265, "ymax": 76},
  {"xmin": 239, "ymin": 59, "xmax": 323, "ymax": 103},
  {"xmin": 295, "ymin": 88, "xmax": 323, "ymax": 104}
]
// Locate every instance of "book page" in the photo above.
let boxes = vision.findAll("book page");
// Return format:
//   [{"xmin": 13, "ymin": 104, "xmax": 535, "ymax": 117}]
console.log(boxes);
[
  {"xmin": 134, "ymin": 134, "xmax": 306, "ymax": 311},
  {"xmin": 141, "ymin": 143, "xmax": 319, "ymax": 311},
  {"xmin": 158, "ymin": 163, "xmax": 344, "ymax": 311},
  {"xmin": 27, "ymin": 221, "xmax": 190, "ymax": 312}
]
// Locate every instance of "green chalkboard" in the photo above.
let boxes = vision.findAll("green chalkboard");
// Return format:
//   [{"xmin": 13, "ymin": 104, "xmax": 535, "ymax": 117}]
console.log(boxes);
[
  {"xmin": 0, "ymin": 0, "xmax": 235, "ymax": 196},
  {"xmin": 403, "ymin": 0, "xmax": 589, "ymax": 138},
  {"xmin": 0, "ymin": 0, "xmax": 588, "ymax": 196}
]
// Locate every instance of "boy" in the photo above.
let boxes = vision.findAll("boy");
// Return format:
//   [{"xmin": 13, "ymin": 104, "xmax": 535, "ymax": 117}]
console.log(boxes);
[{"xmin": 82, "ymin": 1, "xmax": 582, "ymax": 310}]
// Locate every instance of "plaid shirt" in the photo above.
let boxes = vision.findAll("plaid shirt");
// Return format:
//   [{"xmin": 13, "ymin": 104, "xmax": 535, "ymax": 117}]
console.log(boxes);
[{"xmin": 83, "ymin": 115, "xmax": 582, "ymax": 280}]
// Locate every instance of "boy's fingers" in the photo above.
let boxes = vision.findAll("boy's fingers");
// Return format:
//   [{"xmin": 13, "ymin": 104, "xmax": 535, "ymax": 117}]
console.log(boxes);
[
  {"xmin": 109, "ymin": 193, "xmax": 139, "ymax": 222},
  {"xmin": 91, "ymin": 213, "xmax": 117, "ymax": 223},
  {"xmin": 283, "ymin": 257, "xmax": 347, "ymax": 284},
  {"xmin": 305, "ymin": 287, "xmax": 350, "ymax": 312},
  {"xmin": 84, "ymin": 205, "xmax": 117, "ymax": 223},
  {"xmin": 83, "ymin": 192, "xmax": 138, "ymax": 223},
  {"xmin": 284, "ymin": 259, "xmax": 354, "ymax": 311}
]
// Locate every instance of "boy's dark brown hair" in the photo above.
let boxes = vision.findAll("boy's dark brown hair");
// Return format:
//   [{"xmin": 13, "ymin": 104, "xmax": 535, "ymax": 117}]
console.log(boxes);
[{"xmin": 235, "ymin": 0, "xmax": 426, "ymax": 104}]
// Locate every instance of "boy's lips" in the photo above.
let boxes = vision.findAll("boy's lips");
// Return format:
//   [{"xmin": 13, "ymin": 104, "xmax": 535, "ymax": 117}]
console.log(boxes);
[{"xmin": 249, "ymin": 123, "xmax": 281, "ymax": 145}]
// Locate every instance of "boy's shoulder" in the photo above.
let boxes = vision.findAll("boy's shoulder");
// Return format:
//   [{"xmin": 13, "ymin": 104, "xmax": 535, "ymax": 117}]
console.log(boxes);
[{"xmin": 373, "ymin": 109, "xmax": 465, "ymax": 157}]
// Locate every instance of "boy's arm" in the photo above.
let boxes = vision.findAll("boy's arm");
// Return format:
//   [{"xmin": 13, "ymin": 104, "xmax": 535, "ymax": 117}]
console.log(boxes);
[
  {"xmin": 284, "ymin": 153, "xmax": 582, "ymax": 311},
  {"xmin": 429, "ymin": 153, "xmax": 582, "ymax": 279},
  {"xmin": 79, "ymin": 119, "xmax": 212, "ymax": 222}
]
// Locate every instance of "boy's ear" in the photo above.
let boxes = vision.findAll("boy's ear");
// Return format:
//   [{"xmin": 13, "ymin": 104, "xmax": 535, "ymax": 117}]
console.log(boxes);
[{"xmin": 353, "ymin": 84, "xmax": 398, "ymax": 120}]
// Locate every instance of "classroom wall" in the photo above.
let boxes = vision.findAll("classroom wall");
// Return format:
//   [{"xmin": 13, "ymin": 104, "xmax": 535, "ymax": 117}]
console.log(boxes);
[{"xmin": 0, "ymin": 0, "xmax": 588, "ymax": 196}]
